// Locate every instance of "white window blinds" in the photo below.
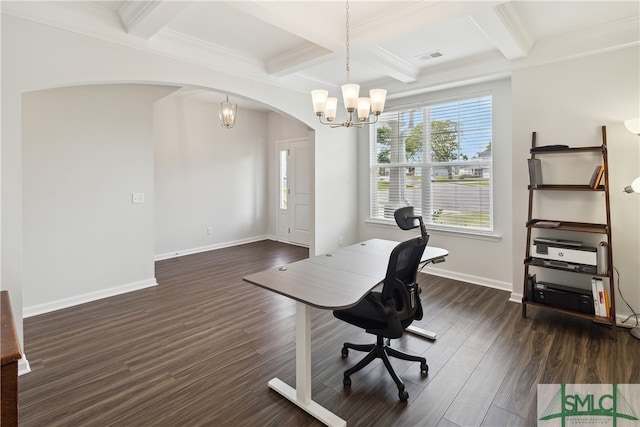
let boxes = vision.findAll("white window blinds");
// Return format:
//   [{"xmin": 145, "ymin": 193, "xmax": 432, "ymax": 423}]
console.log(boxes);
[{"xmin": 369, "ymin": 94, "xmax": 493, "ymax": 232}]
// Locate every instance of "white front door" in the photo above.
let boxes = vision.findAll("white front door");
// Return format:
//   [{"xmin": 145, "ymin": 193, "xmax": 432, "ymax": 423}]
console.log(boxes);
[{"xmin": 277, "ymin": 139, "xmax": 310, "ymax": 246}]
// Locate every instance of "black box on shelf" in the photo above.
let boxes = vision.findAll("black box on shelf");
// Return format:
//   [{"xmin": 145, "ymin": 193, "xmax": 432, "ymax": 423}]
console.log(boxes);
[
  {"xmin": 533, "ymin": 281, "xmax": 595, "ymax": 315},
  {"xmin": 530, "ymin": 257, "xmax": 597, "ymax": 274},
  {"xmin": 526, "ymin": 274, "xmax": 536, "ymax": 301}
]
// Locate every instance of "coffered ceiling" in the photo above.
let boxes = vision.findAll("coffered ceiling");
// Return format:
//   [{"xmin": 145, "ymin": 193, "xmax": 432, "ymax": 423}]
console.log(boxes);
[{"xmin": 3, "ymin": 1, "xmax": 638, "ymax": 110}]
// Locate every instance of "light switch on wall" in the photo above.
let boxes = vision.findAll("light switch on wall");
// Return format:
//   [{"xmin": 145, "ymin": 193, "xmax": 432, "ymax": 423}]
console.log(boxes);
[{"xmin": 132, "ymin": 193, "xmax": 145, "ymax": 204}]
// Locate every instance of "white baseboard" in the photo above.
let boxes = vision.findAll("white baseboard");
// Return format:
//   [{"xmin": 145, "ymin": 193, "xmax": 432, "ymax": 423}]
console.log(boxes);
[
  {"xmin": 509, "ymin": 292, "xmax": 523, "ymax": 303},
  {"xmin": 19, "ymin": 356, "xmax": 31, "ymax": 376},
  {"xmin": 25, "ymin": 237, "xmax": 281, "ymax": 316},
  {"xmin": 23, "ymin": 278, "xmax": 158, "ymax": 318},
  {"xmin": 154, "ymin": 235, "xmax": 272, "ymax": 261},
  {"xmin": 423, "ymin": 266, "xmax": 513, "ymax": 293}
]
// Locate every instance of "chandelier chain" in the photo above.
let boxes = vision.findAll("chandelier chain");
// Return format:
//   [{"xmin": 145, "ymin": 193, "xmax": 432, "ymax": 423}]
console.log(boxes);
[{"xmin": 345, "ymin": 0, "xmax": 350, "ymax": 83}]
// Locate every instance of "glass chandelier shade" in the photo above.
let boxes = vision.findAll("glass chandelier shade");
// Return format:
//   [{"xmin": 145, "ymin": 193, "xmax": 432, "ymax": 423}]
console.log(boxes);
[{"xmin": 219, "ymin": 95, "xmax": 237, "ymax": 129}]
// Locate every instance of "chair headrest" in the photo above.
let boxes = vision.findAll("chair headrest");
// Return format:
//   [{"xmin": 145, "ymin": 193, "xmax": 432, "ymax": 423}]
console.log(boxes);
[
  {"xmin": 394, "ymin": 206, "xmax": 420, "ymax": 230},
  {"xmin": 394, "ymin": 206, "xmax": 428, "ymax": 239}
]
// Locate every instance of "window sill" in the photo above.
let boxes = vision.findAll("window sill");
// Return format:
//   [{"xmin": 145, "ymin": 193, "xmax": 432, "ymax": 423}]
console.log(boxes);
[{"xmin": 364, "ymin": 219, "xmax": 502, "ymax": 242}]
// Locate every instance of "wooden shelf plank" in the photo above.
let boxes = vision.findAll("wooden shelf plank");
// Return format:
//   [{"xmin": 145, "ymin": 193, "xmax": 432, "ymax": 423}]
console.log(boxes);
[
  {"xmin": 530, "ymin": 145, "xmax": 605, "ymax": 154},
  {"xmin": 522, "ymin": 299, "xmax": 613, "ymax": 324},
  {"xmin": 529, "ymin": 184, "xmax": 605, "ymax": 191},
  {"xmin": 527, "ymin": 219, "xmax": 608, "ymax": 234}
]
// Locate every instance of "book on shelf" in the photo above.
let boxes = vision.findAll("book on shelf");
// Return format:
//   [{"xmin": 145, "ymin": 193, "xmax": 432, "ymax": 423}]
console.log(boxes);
[
  {"xmin": 533, "ymin": 220, "xmax": 561, "ymax": 228},
  {"xmin": 591, "ymin": 277, "xmax": 608, "ymax": 317},
  {"xmin": 528, "ymin": 158, "xmax": 543, "ymax": 188},
  {"xmin": 604, "ymin": 288, "xmax": 610, "ymax": 318},
  {"xmin": 589, "ymin": 165, "xmax": 605, "ymax": 189},
  {"xmin": 591, "ymin": 278, "xmax": 600, "ymax": 316},
  {"xmin": 530, "ymin": 144, "xmax": 570, "ymax": 153}
]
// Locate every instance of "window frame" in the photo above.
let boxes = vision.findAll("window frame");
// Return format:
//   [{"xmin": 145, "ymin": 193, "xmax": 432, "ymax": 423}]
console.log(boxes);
[{"xmin": 368, "ymin": 92, "xmax": 494, "ymax": 235}]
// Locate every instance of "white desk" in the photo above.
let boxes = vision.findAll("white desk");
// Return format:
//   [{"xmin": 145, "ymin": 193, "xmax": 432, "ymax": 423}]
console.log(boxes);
[{"xmin": 242, "ymin": 238, "xmax": 448, "ymax": 427}]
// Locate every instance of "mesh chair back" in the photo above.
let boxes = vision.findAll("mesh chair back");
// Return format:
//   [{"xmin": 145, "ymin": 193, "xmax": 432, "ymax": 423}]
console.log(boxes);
[{"xmin": 381, "ymin": 235, "xmax": 428, "ymax": 329}]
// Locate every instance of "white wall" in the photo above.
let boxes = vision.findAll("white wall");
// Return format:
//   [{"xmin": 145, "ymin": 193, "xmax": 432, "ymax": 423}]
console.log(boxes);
[
  {"xmin": 511, "ymin": 46, "xmax": 640, "ymax": 321},
  {"xmin": 317, "ymin": 127, "xmax": 360, "ymax": 251},
  {"xmin": 358, "ymin": 79, "xmax": 514, "ymax": 291},
  {"xmin": 154, "ymin": 94, "xmax": 271, "ymax": 259},
  {"xmin": 1, "ymin": 15, "xmax": 358, "ymax": 367},
  {"xmin": 22, "ymin": 86, "xmax": 316, "ymax": 314},
  {"xmin": 3, "ymin": 12, "xmax": 636, "ymax": 366},
  {"xmin": 22, "ymin": 84, "xmax": 176, "ymax": 315}
]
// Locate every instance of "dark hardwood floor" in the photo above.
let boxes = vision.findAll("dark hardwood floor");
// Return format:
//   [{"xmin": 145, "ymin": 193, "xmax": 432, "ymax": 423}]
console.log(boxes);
[{"xmin": 19, "ymin": 240, "xmax": 640, "ymax": 426}]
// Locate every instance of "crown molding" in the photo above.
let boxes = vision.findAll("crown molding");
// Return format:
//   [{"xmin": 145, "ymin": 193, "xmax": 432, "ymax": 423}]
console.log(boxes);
[
  {"xmin": 118, "ymin": 0, "xmax": 157, "ymax": 33},
  {"xmin": 494, "ymin": 2, "xmax": 534, "ymax": 56},
  {"xmin": 1, "ymin": 2, "xmax": 271, "ymax": 86},
  {"xmin": 1, "ymin": 1, "xmax": 122, "ymax": 38},
  {"xmin": 117, "ymin": 1, "xmax": 193, "ymax": 39},
  {"xmin": 265, "ymin": 43, "xmax": 333, "ymax": 77},
  {"xmin": 511, "ymin": 15, "xmax": 640, "ymax": 71},
  {"xmin": 3, "ymin": 1, "xmax": 637, "ymax": 100},
  {"xmin": 118, "ymin": 1, "xmax": 156, "ymax": 32},
  {"xmin": 383, "ymin": 50, "xmax": 511, "ymax": 99}
]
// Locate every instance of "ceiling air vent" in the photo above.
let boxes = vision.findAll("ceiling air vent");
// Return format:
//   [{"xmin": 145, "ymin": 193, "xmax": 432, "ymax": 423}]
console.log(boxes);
[{"xmin": 416, "ymin": 50, "xmax": 444, "ymax": 61}]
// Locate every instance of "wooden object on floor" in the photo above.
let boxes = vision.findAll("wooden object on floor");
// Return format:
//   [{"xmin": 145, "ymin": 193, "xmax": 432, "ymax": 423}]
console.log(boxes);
[
  {"xmin": 1, "ymin": 290, "xmax": 22, "ymax": 427},
  {"xmin": 522, "ymin": 126, "xmax": 616, "ymax": 340}
]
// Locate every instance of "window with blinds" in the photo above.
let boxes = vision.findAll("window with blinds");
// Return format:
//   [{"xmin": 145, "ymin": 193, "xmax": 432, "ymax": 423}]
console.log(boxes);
[{"xmin": 369, "ymin": 94, "xmax": 493, "ymax": 232}]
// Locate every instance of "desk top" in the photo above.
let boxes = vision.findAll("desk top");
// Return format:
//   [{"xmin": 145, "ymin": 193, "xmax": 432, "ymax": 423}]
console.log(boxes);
[{"xmin": 242, "ymin": 238, "xmax": 448, "ymax": 310}]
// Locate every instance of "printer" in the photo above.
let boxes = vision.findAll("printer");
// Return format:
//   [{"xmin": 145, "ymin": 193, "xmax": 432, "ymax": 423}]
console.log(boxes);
[{"xmin": 530, "ymin": 237, "xmax": 597, "ymax": 273}]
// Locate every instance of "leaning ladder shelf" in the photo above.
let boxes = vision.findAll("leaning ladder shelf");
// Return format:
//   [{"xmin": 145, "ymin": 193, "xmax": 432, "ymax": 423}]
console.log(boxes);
[{"xmin": 522, "ymin": 126, "xmax": 616, "ymax": 340}]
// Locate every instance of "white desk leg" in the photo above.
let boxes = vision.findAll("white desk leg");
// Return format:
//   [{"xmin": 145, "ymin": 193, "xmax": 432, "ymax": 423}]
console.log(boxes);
[
  {"xmin": 295, "ymin": 301, "xmax": 312, "ymax": 403},
  {"xmin": 267, "ymin": 302, "xmax": 347, "ymax": 427},
  {"xmin": 405, "ymin": 325, "xmax": 437, "ymax": 340}
]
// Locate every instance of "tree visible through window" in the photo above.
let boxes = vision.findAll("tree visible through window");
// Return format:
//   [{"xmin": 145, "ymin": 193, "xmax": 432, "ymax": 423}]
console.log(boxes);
[{"xmin": 369, "ymin": 94, "xmax": 492, "ymax": 232}]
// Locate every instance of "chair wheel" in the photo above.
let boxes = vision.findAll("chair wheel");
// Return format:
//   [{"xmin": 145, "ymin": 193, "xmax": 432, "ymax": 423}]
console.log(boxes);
[
  {"xmin": 341, "ymin": 347, "xmax": 349, "ymax": 358},
  {"xmin": 399, "ymin": 389, "xmax": 409, "ymax": 401},
  {"xmin": 420, "ymin": 362, "xmax": 428, "ymax": 376},
  {"xmin": 343, "ymin": 374, "xmax": 351, "ymax": 388}
]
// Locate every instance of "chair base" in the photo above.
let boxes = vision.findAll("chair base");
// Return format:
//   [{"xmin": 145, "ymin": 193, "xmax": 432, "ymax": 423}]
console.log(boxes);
[{"xmin": 341, "ymin": 336, "xmax": 428, "ymax": 402}]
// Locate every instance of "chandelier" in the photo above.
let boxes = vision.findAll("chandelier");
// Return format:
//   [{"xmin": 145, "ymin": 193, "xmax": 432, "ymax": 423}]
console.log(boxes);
[
  {"xmin": 310, "ymin": 0, "xmax": 386, "ymax": 128},
  {"xmin": 219, "ymin": 95, "xmax": 237, "ymax": 129}
]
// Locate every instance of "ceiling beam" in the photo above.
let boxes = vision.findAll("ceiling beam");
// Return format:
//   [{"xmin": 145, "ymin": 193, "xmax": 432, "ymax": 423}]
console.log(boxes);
[
  {"xmin": 359, "ymin": 47, "xmax": 419, "ymax": 83},
  {"xmin": 468, "ymin": 2, "xmax": 534, "ymax": 60},
  {"xmin": 236, "ymin": 1, "xmax": 435, "ymax": 82},
  {"xmin": 229, "ymin": 2, "xmax": 344, "ymax": 51},
  {"xmin": 118, "ymin": 0, "xmax": 193, "ymax": 39},
  {"xmin": 228, "ymin": 2, "xmax": 345, "ymax": 78}
]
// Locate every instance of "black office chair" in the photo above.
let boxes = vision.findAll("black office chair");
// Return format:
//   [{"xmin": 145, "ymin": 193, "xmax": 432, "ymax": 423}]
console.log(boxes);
[{"xmin": 333, "ymin": 207, "xmax": 429, "ymax": 402}]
